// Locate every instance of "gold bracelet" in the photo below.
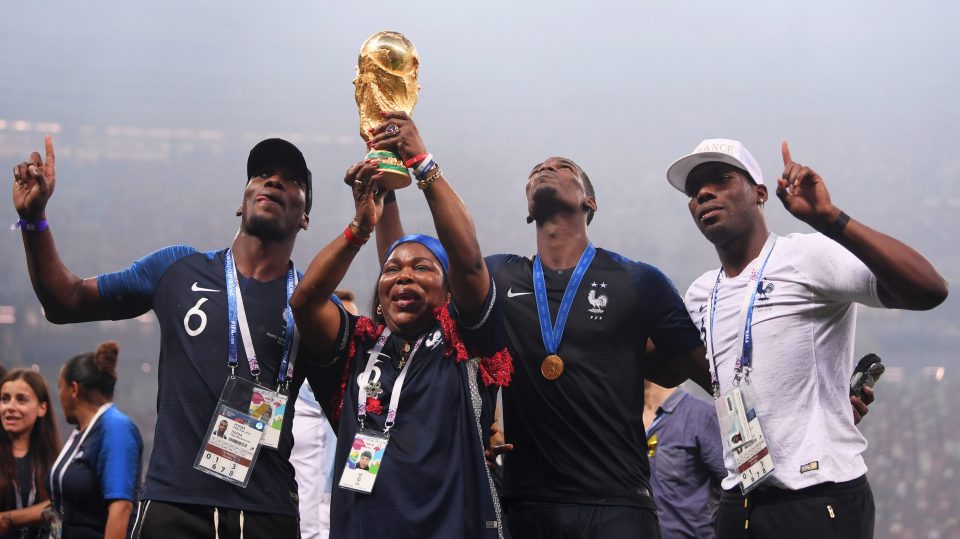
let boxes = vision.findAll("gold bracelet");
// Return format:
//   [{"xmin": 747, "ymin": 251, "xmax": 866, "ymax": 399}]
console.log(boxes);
[{"xmin": 417, "ymin": 165, "xmax": 443, "ymax": 190}]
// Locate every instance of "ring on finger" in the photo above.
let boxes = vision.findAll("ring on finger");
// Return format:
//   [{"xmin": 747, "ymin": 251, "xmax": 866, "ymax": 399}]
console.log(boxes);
[{"xmin": 385, "ymin": 124, "xmax": 400, "ymax": 136}]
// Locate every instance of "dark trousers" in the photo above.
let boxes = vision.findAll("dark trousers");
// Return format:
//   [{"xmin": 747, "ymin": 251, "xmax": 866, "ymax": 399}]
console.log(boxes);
[
  {"xmin": 716, "ymin": 475, "xmax": 875, "ymax": 539},
  {"xmin": 508, "ymin": 502, "xmax": 661, "ymax": 539},
  {"xmin": 131, "ymin": 500, "xmax": 300, "ymax": 539}
]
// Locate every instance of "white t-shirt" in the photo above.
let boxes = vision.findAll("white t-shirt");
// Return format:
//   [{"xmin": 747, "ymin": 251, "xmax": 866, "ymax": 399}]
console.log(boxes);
[{"xmin": 684, "ymin": 232, "xmax": 883, "ymax": 490}]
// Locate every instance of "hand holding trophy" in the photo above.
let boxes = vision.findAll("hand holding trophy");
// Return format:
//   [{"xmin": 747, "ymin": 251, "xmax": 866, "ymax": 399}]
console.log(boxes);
[{"xmin": 355, "ymin": 31, "xmax": 420, "ymax": 190}]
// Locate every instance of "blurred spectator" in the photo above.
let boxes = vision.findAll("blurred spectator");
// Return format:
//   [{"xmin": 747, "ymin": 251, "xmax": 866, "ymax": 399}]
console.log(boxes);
[
  {"xmin": 860, "ymin": 374, "xmax": 960, "ymax": 539},
  {"xmin": 644, "ymin": 381, "xmax": 725, "ymax": 539},
  {"xmin": 0, "ymin": 369, "xmax": 60, "ymax": 538},
  {"xmin": 50, "ymin": 341, "xmax": 142, "ymax": 539}
]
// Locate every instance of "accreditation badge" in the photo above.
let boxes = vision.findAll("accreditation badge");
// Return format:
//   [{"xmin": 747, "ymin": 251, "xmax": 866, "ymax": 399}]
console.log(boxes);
[
  {"xmin": 714, "ymin": 381, "xmax": 774, "ymax": 493},
  {"xmin": 48, "ymin": 510, "xmax": 63, "ymax": 539},
  {"xmin": 193, "ymin": 376, "xmax": 266, "ymax": 487},
  {"xmin": 249, "ymin": 386, "xmax": 287, "ymax": 449},
  {"xmin": 338, "ymin": 429, "xmax": 389, "ymax": 494}
]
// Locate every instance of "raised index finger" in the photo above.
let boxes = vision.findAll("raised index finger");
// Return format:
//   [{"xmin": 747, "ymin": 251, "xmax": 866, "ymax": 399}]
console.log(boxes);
[
  {"xmin": 781, "ymin": 140, "xmax": 793, "ymax": 166},
  {"xmin": 45, "ymin": 135, "xmax": 55, "ymax": 168}
]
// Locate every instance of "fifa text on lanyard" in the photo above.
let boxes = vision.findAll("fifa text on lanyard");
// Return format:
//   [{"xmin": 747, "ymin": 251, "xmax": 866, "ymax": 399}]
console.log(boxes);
[
  {"xmin": 192, "ymin": 250, "xmax": 299, "ymax": 487},
  {"xmin": 706, "ymin": 234, "xmax": 778, "ymax": 493}
]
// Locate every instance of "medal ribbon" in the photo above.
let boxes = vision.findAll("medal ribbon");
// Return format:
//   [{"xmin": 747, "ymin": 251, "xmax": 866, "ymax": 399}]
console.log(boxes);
[
  {"xmin": 705, "ymin": 235, "xmax": 777, "ymax": 398},
  {"xmin": 225, "ymin": 249, "xmax": 299, "ymax": 389},
  {"xmin": 356, "ymin": 328, "xmax": 425, "ymax": 434},
  {"xmin": 532, "ymin": 243, "xmax": 596, "ymax": 356}
]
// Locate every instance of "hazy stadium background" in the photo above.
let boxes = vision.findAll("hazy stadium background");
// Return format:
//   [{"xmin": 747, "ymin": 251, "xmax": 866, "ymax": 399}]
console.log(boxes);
[{"xmin": 1, "ymin": 2, "xmax": 957, "ymax": 537}]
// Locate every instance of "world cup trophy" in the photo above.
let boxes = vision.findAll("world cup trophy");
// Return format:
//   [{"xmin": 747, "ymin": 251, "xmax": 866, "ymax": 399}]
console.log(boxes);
[{"xmin": 355, "ymin": 31, "xmax": 420, "ymax": 189}]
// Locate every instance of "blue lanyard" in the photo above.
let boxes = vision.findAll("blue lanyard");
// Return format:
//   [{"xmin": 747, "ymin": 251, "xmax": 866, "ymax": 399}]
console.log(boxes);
[
  {"xmin": 225, "ymin": 249, "xmax": 298, "ymax": 388},
  {"xmin": 533, "ymin": 243, "xmax": 596, "ymax": 356},
  {"xmin": 706, "ymin": 236, "xmax": 777, "ymax": 396}
]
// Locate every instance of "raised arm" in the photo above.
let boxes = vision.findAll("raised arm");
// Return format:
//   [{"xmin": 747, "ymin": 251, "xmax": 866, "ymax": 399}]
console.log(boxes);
[
  {"xmin": 13, "ymin": 136, "xmax": 109, "ymax": 323},
  {"xmin": 776, "ymin": 141, "xmax": 948, "ymax": 310},
  {"xmin": 291, "ymin": 163, "xmax": 386, "ymax": 355},
  {"xmin": 367, "ymin": 112, "xmax": 490, "ymax": 318}
]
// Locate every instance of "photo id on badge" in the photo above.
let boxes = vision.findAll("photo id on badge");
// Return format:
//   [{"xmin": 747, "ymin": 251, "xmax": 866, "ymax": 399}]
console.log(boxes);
[
  {"xmin": 338, "ymin": 429, "xmax": 389, "ymax": 494},
  {"xmin": 194, "ymin": 403, "xmax": 265, "ymax": 487},
  {"xmin": 193, "ymin": 377, "xmax": 267, "ymax": 487},
  {"xmin": 714, "ymin": 383, "xmax": 775, "ymax": 493}
]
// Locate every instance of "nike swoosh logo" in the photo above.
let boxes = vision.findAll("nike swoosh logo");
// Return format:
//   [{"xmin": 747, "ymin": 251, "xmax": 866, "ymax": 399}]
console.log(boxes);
[
  {"xmin": 191, "ymin": 282, "xmax": 221, "ymax": 293},
  {"xmin": 506, "ymin": 288, "xmax": 533, "ymax": 298}
]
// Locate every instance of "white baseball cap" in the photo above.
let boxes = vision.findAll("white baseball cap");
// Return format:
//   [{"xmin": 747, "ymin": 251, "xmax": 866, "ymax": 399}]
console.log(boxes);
[{"xmin": 666, "ymin": 138, "xmax": 763, "ymax": 193}]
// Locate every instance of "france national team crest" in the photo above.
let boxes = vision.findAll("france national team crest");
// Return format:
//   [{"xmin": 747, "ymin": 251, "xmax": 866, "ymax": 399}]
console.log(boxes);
[
  {"xmin": 757, "ymin": 280, "xmax": 774, "ymax": 301},
  {"xmin": 587, "ymin": 281, "xmax": 608, "ymax": 320},
  {"xmin": 424, "ymin": 329, "xmax": 442, "ymax": 349}
]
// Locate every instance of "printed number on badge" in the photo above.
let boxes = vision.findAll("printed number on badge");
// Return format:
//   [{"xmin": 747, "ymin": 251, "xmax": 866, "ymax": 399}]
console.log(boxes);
[
  {"xmin": 203, "ymin": 452, "xmax": 238, "ymax": 477},
  {"xmin": 184, "ymin": 298, "xmax": 209, "ymax": 336}
]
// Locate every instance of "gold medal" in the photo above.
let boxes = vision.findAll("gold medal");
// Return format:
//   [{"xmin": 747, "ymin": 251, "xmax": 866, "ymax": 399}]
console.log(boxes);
[{"xmin": 540, "ymin": 354, "xmax": 564, "ymax": 380}]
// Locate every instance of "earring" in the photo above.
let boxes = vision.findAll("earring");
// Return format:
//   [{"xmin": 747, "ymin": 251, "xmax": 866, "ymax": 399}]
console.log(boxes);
[{"xmin": 376, "ymin": 305, "xmax": 382, "ymax": 316}]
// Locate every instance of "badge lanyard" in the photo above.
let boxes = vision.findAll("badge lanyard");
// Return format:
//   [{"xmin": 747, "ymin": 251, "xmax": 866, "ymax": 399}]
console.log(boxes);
[
  {"xmin": 12, "ymin": 479, "xmax": 35, "ymax": 510},
  {"xmin": 705, "ymin": 235, "xmax": 778, "ymax": 398},
  {"xmin": 49, "ymin": 403, "xmax": 113, "ymax": 513},
  {"xmin": 532, "ymin": 243, "xmax": 596, "ymax": 358},
  {"xmin": 225, "ymin": 249, "xmax": 299, "ymax": 393},
  {"xmin": 355, "ymin": 328, "xmax": 424, "ymax": 433}
]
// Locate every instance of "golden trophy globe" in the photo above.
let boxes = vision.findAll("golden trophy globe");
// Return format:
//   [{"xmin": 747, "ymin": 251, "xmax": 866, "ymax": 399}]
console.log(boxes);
[{"xmin": 355, "ymin": 31, "xmax": 420, "ymax": 190}]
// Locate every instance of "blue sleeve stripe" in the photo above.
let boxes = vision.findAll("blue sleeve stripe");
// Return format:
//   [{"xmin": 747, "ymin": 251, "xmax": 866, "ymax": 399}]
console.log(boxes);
[
  {"xmin": 97, "ymin": 408, "xmax": 143, "ymax": 501},
  {"xmin": 97, "ymin": 245, "xmax": 198, "ymax": 307}
]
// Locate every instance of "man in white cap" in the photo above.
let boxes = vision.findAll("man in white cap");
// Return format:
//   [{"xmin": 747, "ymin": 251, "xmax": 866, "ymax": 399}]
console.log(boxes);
[{"xmin": 666, "ymin": 139, "xmax": 948, "ymax": 538}]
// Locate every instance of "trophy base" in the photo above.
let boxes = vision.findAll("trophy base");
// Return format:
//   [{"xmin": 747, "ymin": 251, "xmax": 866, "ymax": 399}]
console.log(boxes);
[{"xmin": 365, "ymin": 150, "xmax": 412, "ymax": 190}]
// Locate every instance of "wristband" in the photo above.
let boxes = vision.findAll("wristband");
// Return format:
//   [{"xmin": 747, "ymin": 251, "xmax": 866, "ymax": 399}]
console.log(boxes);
[
  {"xmin": 403, "ymin": 153, "xmax": 429, "ymax": 168},
  {"xmin": 412, "ymin": 155, "xmax": 436, "ymax": 179},
  {"xmin": 343, "ymin": 224, "xmax": 369, "ymax": 248},
  {"xmin": 13, "ymin": 219, "xmax": 48, "ymax": 232},
  {"xmin": 822, "ymin": 211, "xmax": 850, "ymax": 240}
]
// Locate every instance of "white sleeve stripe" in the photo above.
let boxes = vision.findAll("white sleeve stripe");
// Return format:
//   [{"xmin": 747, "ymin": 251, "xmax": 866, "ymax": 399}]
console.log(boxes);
[{"xmin": 463, "ymin": 279, "xmax": 497, "ymax": 331}]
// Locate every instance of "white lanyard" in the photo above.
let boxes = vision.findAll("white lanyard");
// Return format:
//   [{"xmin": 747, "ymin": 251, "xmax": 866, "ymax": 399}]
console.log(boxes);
[
  {"xmin": 49, "ymin": 403, "xmax": 112, "ymax": 510},
  {"xmin": 13, "ymin": 478, "xmax": 35, "ymax": 510},
  {"xmin": 356, "ymin": 328, "xmax": 424, "ymax": 434},
  {"xmin": 704, "ymin": 234, "xmax": 778, "ymax": 397}
]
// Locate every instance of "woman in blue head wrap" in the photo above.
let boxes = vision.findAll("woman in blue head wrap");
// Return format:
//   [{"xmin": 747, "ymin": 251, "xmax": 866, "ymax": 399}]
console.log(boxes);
[{"xmin": 290, "ymin": 113, "xmax": 512, "ymax": 539}]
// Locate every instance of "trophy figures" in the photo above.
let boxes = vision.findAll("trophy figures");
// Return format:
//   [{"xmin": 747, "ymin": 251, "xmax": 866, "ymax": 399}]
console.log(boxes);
[{"xmin": 355, "ymin": 31, "xmax": 420, "ymax": 190}]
